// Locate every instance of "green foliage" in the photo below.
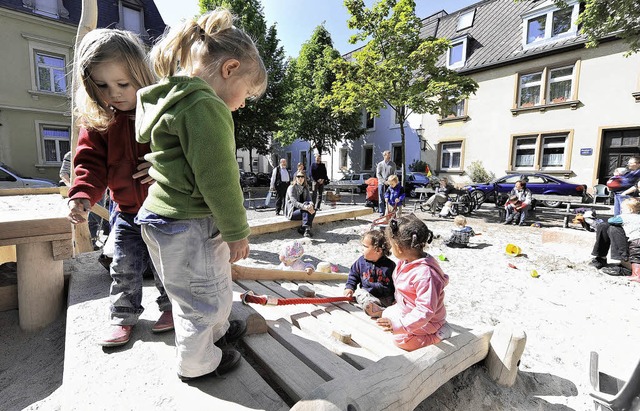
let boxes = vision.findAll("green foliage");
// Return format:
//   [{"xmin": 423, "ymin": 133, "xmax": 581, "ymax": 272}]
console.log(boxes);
[
  {"xmin": 278, "ymin": 25, "xmax": 365, "ymax": 153},
  {"xmin": 466, "ymin": 160, "xmax": 495, "ymax": 183},
  {"xmin": 325, "ymin": 0, "xmax": 478, "ymax": 180},
  {"xmin": 199, "ymin": 0, "xmax": 290, "ymax": 167},
  {"xmin": 408, "ymin": 159, "xmax": 428, "ymax": 172}
]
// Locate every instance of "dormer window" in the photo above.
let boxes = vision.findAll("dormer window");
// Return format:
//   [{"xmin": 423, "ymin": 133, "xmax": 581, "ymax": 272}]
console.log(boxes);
[
  {"xmin": 22, "ymin": 0, "xmax": 69, "ymax": 19},
  {"xmin": 447, "ymin": 36, "xmax": 468, "ymax": 69},
  {"xmin": 522, "ymin": 0, "xmax": 579, "ymax": 47},
  {"xmin": 457, "ymin": 9, "xmax": 475, "ymax": 31},
  {"xmin": 119, "ymin": 0, "xmax": 145, "ymax": 35}
]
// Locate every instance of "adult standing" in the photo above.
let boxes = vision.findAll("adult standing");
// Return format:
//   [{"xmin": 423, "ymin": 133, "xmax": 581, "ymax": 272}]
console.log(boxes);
[
  {"xmin": 285, "ymin": 172, "xmax": 316, "ymax": 237},
  {"xmin": 376, "ymin": 150, "xmax": 396, "ymax": 217},
  {"xmin": 270, "ymin": 158, "xmax": 290, "ymax": 215},
  {"xmin": 310, "ymin": 153, "xmax": 329, "ymax": 210}
]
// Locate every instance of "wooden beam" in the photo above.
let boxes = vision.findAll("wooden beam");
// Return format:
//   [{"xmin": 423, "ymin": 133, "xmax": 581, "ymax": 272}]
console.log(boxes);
[
  {"xmin": 232, "ymin": 264, "xmax": 348, "ymax": 281},
  {"xmin": 485, "ymin": 325, "xmax": 527, "ymax": 387},
  {"xmin": 0, "ymin": 187, "xmax": 63, "ymax": 196},
  {"xmin": 290, "ymin": 326, "xmax": 494, "ymax": 411},
  {"xmin": 249, "ymin": 206, "xmax": 373, "ymax": 236}
]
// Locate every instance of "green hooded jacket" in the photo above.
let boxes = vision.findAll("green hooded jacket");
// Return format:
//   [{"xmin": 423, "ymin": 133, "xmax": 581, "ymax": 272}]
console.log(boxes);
[{"xmin": 136, "ymin": 76, "xmax": 249, "ymax": 242}]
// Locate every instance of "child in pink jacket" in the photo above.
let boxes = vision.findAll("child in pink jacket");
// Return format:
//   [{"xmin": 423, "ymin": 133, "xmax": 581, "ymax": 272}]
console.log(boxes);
[{"xmin": 377, "ymin": 215, "xmax": 452, "ymax": 351}]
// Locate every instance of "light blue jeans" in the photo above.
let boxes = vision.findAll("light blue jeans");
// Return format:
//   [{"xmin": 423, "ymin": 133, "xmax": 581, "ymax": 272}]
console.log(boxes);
[{"xmin": 141, "ymin": 216, "xmax": 231, "ymax": 378}]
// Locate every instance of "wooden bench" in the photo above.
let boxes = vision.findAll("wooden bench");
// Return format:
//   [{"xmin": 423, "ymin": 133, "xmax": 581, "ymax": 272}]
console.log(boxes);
[
  {"xmin": 249, "ymin": 205, "xmax": 373, "ymax": 235},
  {"xmin": 0, "ymin": 193, "xmax": 73, "ymax": 331},
  {"xmin": 324, "ymin": 183, "xmax": 359, "ymax": 205},
  {"xmin": 243, "ymin": 186, "xmax": 272, "ymax": 209},
  {"xmin": 531, "ymin": 194, "xmax": 585, "ymax": 228},
  {"xmin": 411, "ymin": 187, "xmax": 435, "ymax": 211}
]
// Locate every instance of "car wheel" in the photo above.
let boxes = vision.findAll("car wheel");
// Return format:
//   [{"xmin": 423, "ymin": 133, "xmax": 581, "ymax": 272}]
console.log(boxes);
[{"xmin": 542, "ymin": 200, "xmax": 562, "ymax": 208}]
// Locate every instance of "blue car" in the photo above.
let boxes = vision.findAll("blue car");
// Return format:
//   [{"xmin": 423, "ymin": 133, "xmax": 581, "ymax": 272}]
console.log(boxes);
[
  {"xmin": 465, "ymin": 173, "xmax": 587, "ymax": 207},
  {"xmin": 396, "ymin": 171, "xmax": 431, "ymax": 198}
]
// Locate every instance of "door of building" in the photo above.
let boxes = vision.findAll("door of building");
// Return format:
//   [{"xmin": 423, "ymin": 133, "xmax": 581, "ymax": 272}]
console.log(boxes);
[{"xmin": 597, "ymin": 128, "xmax": 640, "ymax": 183}]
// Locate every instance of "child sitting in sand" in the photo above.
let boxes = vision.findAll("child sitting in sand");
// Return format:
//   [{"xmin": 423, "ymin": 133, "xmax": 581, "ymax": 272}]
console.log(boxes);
[
  {"xmin": 343, "ymin": 230, "xmax": 396, "ymax": 318},
  {"xmin": 377, "ymin": 215, "xmax": 452, "ymax": 351},
  {"xmin": 444, "ymin": 216, "xmax": 476, "ymax": 248},
  {"xmin": 503, "ymin": 195, "xmax": 525, "ymax": 225},
  {"xmin": 279, "ymin": 241, "xmax": 314, "ymax": 275}
]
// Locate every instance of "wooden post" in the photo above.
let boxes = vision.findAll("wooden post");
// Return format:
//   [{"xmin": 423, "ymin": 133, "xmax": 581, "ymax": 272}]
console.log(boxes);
[
  {"xmin": 485, "ymin": 325, "xmax": 527, "ymax": 387},
  {"xmin": 16, "ymin": 242, "xmax": 64, "ymax": 331},
  {"xmin": 70, "ymin": 0, "xmax": 98, "ymax": 255}
]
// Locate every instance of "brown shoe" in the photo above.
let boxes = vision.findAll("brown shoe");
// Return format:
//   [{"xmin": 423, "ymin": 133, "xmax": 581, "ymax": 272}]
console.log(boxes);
[
  {"xmin": 98, "ymin": 325, "xmax": 132, "ymax": 347},
  {"xmin": 152, "ymin": 311, "xmax": 174, "ymax": 333}
]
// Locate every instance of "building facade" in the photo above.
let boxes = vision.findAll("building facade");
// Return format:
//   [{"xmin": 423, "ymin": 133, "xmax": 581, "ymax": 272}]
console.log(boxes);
[{"xmin": 0, "ymin": 0, "xmax": 165, "ymax": 182}]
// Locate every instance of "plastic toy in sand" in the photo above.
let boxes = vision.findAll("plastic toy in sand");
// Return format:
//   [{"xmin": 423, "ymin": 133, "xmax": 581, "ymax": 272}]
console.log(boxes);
[{"xmin": 505, "ymin": 243, "xmax": 521, "ymax": 257}]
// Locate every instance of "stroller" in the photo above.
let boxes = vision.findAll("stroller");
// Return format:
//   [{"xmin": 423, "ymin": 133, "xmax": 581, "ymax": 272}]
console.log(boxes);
[{"xmin": 364, "ymin": 177, "xmax": 379, "ymax": 211}]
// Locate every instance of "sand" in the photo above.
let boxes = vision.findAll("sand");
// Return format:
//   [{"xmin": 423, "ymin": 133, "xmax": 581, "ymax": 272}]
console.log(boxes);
[{"xmin": 1, "ymin": 203, "xmax": 639, "ymax": 411}]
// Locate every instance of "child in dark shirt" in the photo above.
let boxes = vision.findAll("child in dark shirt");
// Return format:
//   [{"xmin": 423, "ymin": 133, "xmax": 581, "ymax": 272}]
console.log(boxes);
[
  {"xmin": 444, "ymin": 216, "xmax": 476, "ymax": 248},
  {"xmin": 344, "ymin": 230, "xmax": 396, "ymax": 318},
  {"xmin": 503, "ymin": 195, "xmax": 524, "ymax": 225}
]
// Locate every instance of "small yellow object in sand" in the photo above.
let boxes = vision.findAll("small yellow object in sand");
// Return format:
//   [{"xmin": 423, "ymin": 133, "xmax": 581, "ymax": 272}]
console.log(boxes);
[{"xmin": 530, "ymin": 270, "xmax": 540, "ymax": 278}]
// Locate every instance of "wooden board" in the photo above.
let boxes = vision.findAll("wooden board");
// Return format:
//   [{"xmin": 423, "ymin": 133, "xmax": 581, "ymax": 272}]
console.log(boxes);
[
  {"xmin": 232, "ymin": 264, "xmax": 348, "ymax": 281},
  {"xmin": 0, "ymin": 187, "xmax": 63, "ymax": 196},
  {"xmin": 249, "ymin": 206, "xmax": 372, "ymax": 236}
]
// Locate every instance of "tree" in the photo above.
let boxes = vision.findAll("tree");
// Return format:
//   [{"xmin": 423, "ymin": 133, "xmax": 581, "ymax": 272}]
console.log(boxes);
[
  {"xmin": 544, "ymin": 0, "xmax": 640, "ymax": 54},
  {"xmin": 325, "ymin": 0, "xmax": 478, "ymax": 182},
  {"xmin": 199, "ymin": 0, "xmax": 289, "ymax": 170},
  {"xmin": 278, "ymin": 25, "xmax": 365, "ymax": 156}
]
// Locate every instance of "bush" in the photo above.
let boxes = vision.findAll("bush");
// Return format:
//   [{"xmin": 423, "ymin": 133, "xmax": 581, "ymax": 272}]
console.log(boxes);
[
  {"xmin": 409, "ymin": 159, "xmax": 429, "ymax": 173},
  {"xmin": 467, "ymin": 160, "xmax": 495, "ymax": 183}
]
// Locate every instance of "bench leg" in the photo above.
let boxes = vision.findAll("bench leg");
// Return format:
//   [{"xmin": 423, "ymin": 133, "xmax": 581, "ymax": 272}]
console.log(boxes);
[{"xmin": 16, "ymin": 241, "xmax": 64, "ymax": 332}]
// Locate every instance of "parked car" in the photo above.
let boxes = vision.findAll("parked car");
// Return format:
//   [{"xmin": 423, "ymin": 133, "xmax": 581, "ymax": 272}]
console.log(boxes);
[
  {"xmin": 254, "ymin": 172, "xmax": 271, "ymax": 187},
  {"xmin": 239, "ymin": 171, "xmax": 257, "ymax": 188},
  {"xmin": 396, "ymin": 171, "xmax": 431, "ymax": 198},
  {"xmin": 465, "ymin": 173, "xmax": 587, "ymax": 207},
  {"xmin": 332, "ymin": 172, "xmax": 373, "ymax": 193},
  {"xmin": 0, "ymin": 162, "xmax": 57, "ymax": 189}
]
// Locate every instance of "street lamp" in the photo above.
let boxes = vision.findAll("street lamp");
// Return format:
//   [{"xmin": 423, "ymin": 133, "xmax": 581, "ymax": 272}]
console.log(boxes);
[{"xmin": 416, "ymin": 125, "xmax": 429, "ymax": 151}]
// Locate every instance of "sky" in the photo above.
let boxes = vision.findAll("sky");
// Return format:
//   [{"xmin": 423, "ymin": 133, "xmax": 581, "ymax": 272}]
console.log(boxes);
[{"xmin": 153, "ymin": 0, "xmax": 479, "ymax": 58}]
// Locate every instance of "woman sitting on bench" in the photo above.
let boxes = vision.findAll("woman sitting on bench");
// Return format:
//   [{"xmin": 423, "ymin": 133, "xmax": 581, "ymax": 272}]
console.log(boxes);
[{"xmin": 504, "ymin": 180, "xmax": 532, "ymax": 226}]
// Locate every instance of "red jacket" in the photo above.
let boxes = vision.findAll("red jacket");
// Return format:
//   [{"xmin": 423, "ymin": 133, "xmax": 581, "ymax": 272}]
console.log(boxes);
[{"xmin": 69, "ymin": 110, "xmax": 150, "ymax": 214}]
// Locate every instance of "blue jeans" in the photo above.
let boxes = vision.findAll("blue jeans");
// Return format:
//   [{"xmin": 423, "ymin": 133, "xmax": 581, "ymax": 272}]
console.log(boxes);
[
  {"xmin": 505, "ymin": 204, "xmax": 528, "ymax": 224},
  {"xmin": 140, "ymin": 216, "xmax": 232, "ymax": 378},
  {"xmin": 291, "ymin": 208, "xmax": 315, "ymax": 228},
  {"xmin": 110, "ymin": 212, "xmax": 170, "ymax": 325},
  {"xmin": 378, "ymin": 184, "xmax": 387, "ymax": 215},
  {"xmin": 613, "ymin": 193, "xmax": 630, "ymax": 216}
]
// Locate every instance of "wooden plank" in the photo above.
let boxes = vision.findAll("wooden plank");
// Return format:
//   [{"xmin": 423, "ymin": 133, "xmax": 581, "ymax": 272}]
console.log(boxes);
[
  {"xmin": 485, "ymin": 325, "xmax": 527, "ymax": 387},
  {"xmin": 0, "ymin": 233, "xmax": 72, "ymax": 247},
  {"xmin": 0, "ymin": 217, "xmax": 71, "ymax": 242},
  {"xmin": 236, "ymin": 280, "xmax": 376, "ymax": 369},
  {"xmin": 52, "ymin": 239, "xmax": 73, "ymax": 261},
  {"xmin": 232, "ymin": 264, "xmax": 348, "ymax": 281},
  {"xmin": 242, "ymin": 332, "xmax": 326, "ymax": 402},
  {"xmin": 0, "ymin": 187, "xmax": 63, "ymax": 196},
  {"xmin": 250, "ymin": 206, "xmax": 372, "ymax": 236},
  {"xmin": 290, "ymin": 326, "xmax": 494, "ymax": 411},
  {"xmin": 0, "ymin": 245, "xmax": 16, "ymax": 264}
]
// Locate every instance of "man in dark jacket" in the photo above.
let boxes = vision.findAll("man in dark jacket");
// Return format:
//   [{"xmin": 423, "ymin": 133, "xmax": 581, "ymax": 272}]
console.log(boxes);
[
  {"xmin": 310, "ymin": 153, "xmax": 329, "ymax": 210},
  {"xmin": 270, "ymin": 158, "xmax": 291, "ymax": 215}
]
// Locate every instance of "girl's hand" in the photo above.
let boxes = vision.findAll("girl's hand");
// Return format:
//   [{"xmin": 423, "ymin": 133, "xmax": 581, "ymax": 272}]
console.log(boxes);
[
  {"xmin": 227, "ymin": 238, "xmax": 250, "ymax": 263},
  {"xmin": 343, "ymin": 289, "xmax": 354, "ymax": 297},
  {"xmin": 133, "ymin": 159, "xmax": 155, "ymax": 185},
  {"xmin": 67, "ymin": 199, "xmax": 91, "ymax": 224},
  {"xmin": 376, "ymin": 317, "xmax": 392, "ymax": 332}
]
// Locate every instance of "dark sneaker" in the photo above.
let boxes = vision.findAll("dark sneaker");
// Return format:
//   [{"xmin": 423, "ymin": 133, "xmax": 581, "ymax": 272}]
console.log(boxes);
[
  {"xmin": 304, "ymin": 228, "xmax": 313, "ymax": 238},
  {"xmin": 297, "ymin": 226, "xmax": 306, "ymax": 235},
  {"xmin": 215, "ymin": 320, "xmax": 247, "ymax": 347},
  {"xmin": 178, "ymin": 348, "xmax": 242, "ymax": 382},
  {"xmin": 601, "ymin": 265, "xmax": 632, "ymax": 276},
  {"xmin": 589, "ymin": 257, "xmax": 607, "ymax": 269}
]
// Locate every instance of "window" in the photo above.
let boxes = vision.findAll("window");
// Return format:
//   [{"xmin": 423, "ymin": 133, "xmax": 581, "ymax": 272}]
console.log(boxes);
[
  {"xmin": 447, "ymin": 37, "xmax": 468, "ymax": 69},
  {"xmin": 339, "ymin": 148, "xmax": 348, "ymax": 169},
  {"xmin": 35, "ymin": 52, "xmax": 66, "ymax": 93},
  {"xmin": 119, "ymin": 1, "xmax": 145, "ymax": 35},
  {"xmin": 392, "ymin": 144, "xmax": 402, "ymax": 167},
  {"xmin": 363, "ymin": 146, "xmax": 373, "ymax": 171},
  {"xmin": 443, "ymin": 99, "xmax": 466, "ymax": 118},
  {"xmin": 511, "ymin": 132, "xmax": 570, "ymax": 171},
  {"xmin": 522, "ymin": 0, "xmax": 579, "ymax": 47},
  {"xmin": 365, "ymin": 111, "xmax": 375, "ymax": 129},
  {"xmin": 41, "ymin": 125, "xmax": 70, "ymax": 163},
  {"xmin": 393, "ymin": 106, "xmax": 406, "ymax": 126},
  {"xmin": 457, "ymin": 9, "xmax": 475, "ymax": 31},
  {"xmin": 516, "ymin": 63, "xmax": 577, "ymax": 108},
  {"xmin": 23, "ymin": 0, "xmax": 68, "ymax": 18},
  {"xmin": 300, "ymin": 151, "xmax": 307, "ymax": 169},
  {"xmin": 286, "ymin": 152, "xmax": 292, "ymax": 170},
  {"xmin": 440, "ymin": 142, "xmax": 462, "ymax": 170}
]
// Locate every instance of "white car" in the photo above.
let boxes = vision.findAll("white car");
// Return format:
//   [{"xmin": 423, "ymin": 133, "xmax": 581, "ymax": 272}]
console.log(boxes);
[
  {"xmin": 0, "ymin": 162, "xmax": 57, "ymax": 189},
  {"xmin": 332, "ymin": 172, "xmax": 373, "ymax": 193}
]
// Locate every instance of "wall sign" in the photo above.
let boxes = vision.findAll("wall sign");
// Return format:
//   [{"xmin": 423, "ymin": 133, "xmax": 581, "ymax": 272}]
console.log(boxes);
[{"xmin": 580, "ymin": 148, "xmax": 593, "ymax": 156}]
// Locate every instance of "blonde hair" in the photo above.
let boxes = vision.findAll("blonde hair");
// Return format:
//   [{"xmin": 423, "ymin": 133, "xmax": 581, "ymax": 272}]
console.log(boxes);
[
  {"xmin": 453, "ymin": 215, "xmax": 467, "ymax": 227},
  {"xmin": 621, "ymin": 197, "xmax": 640, "ymax": 214},
  {"xmin": 387, "ymin": 174, "xmax": 399, "ymax": 184},
  {"xmin": 73, "ymin": 29, "xmax": 155, "ymax": 131},
  {"xmin": 151, "ymin": 8, "xmax": 267, "ymax": 98}
]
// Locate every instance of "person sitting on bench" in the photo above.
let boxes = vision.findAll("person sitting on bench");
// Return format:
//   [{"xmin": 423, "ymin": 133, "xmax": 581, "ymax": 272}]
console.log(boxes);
[{"xmin": 504, "ymin": 180, "xmax": 532, "ymax": 226}]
